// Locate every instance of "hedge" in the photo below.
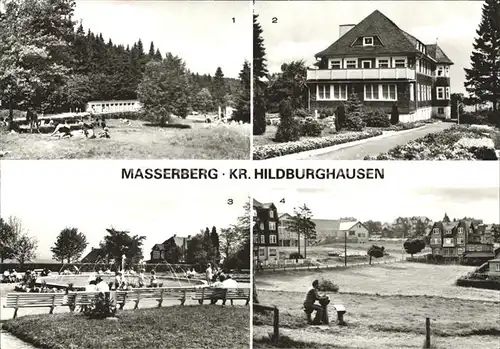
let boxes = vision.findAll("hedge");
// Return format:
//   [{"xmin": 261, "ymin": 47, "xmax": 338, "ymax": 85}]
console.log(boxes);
[{"xmin": 456, "ymin": 277, "xmax": 500, "ymax": 290}]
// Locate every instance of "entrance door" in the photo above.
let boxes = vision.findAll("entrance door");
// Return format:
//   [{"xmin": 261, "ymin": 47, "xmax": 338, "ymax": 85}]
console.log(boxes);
[{"xmin": 362, "ymin": 60, "xmax": 372, "ymax": 69}]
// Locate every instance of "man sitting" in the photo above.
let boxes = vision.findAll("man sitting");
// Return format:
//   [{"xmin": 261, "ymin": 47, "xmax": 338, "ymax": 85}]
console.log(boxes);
[
  {"xmin": 49, "ymin": 120, "xmax": 72, "ymax": 138},
  {"xmin": 303, "ymin": 280, "xmax": 329, "ymax": 325}
]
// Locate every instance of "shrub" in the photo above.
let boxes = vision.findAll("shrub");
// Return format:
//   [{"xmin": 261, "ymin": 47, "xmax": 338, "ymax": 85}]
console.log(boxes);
[
  {"xmin": 343, "ymin": 113, "xmax": 366, "ymax": 131},
  {"xmin": 390, "ymin": 104, "xmax": 399, "ymax": 125},
  {"xmin": 336, "ymin": 104, "xmax": 346, "ymax": 130},
  {"xmin": 318, "ymin": 108, "xmax": 335, "ymax": 119},
  {"xmin": 253, "ymin": 130, "xmax": 383, "ymax": 159},
  {"xmin": 293, "ymin": 108, "xmax": 312, "ymax": 119},
  {"xmin": 301, "ymin": 118, "xmax": 323, "ymax": 137},
  {"xmin": 275, "ymin": 99, "xmax": 301, "ymax": 142},
  {"xmin": 364, "ymin": 110, "xmax": 391, "ymax": 128},
  {"xmin": 317, "ymin": 279, "xmax": 339, "ymax": 293},
  {"xmin": 83, "ymin": 292, "xmax": 117, "ymax": 319},
  {"xmin": 289, "ymin": 252, "xmax": 304, "ymax": 259},
  {"xmin": 253, "ymin": 87, "xmax": 266, "ymax": 135}
]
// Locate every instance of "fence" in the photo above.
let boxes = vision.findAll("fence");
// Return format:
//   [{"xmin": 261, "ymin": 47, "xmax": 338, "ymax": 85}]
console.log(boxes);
[
  {"xmin": 256, "ymin": 258, "xmax": 401, "ymax": 273},
  {"xmin": 254, "ymin": 304, "xmax": 280, "ymax": 343}
]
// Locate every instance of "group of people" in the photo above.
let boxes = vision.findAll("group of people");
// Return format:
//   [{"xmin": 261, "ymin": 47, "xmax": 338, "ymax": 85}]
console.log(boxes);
[
  {"xmin": 2, "ymin": 269, "xmax": 22, "ymax": 283},
  {"xmin": 83, "ymin": 269, "xmax": 162, "ymax": 291},
  {"xmin": 205, "ymin": 263, "xmax": 239, "ymax": 288},
  {"xmin": 49, "ymin": 115, "xmax": 110, "ymax": 139}
]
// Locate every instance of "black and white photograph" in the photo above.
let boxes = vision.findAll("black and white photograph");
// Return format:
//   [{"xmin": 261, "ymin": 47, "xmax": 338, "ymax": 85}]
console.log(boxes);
[
  {"xmin": 0, "ymin": 162, "xmax": 251, "ymax": 349},
  {"xmin": 252, "ymin": 0, "xmax": 500, "ymax": 160},
  {"xmin": 0, "ymin": 0, "xmax": 251, "ymax": 160},
  {"xmin": 251, "ymin": 171, "xmax": 500, "ymax": 348}
]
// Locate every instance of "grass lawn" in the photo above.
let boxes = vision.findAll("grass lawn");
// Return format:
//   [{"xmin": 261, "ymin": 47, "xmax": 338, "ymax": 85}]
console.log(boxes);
[
  {"xmin": 0, "ymin": 118, "xmax": 250, "ymax": 159},
  {"xmin": 2, "ymin": 305, "xmax": 249, "ymax": 349},
  {"xmin": 253, "ymin": 263, "xmax": 500, "ymax": 349},
  {"xmin": 253, "ymin": 125, "xmax": 339, "ymax": 147}
]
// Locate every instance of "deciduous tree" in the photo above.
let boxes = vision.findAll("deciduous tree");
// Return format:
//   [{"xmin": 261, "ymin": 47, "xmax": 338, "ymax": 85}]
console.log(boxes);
[{"xmin": 51, "ymin": 227, "xmax": 88, "ymax": 263}]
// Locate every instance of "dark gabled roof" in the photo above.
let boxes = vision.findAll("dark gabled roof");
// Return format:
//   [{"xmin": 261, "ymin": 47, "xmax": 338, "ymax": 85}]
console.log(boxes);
[
  {"xmin": 315, "ymin": 10, "xmax": 419, "ymax": 57},
  {"xmin": 426, "ymin": 44, "xmax": 454, "ymax": 65},
  {"xmin": 81, "ymin": 248, "xmax": 106, "ymax": 263},
  {"xmin": 253, "ymin": 199, "xmax": 275, "ymax": 209}
]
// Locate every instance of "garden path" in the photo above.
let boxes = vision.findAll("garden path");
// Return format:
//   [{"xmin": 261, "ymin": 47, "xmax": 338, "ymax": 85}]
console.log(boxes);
[{"xmin": 304, "ymin": 122, "xmax": 452, "ymax": 160}]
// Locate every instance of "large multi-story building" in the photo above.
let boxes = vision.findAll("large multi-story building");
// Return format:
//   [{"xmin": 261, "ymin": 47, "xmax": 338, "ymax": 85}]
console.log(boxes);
[
  {"xmin": 306, "ymin": 10, "xmax": 453, "ymax": 122},
  {"xmin": 277, "ymin": 213, "xmax": 306, "ymax": 248},
  {"xmin": 150, "ymin": 235, "xmax": 191, "ymax": 263},
  {"xmin": 428, "ymin": 220, "xmax": 495, "ymax": 261},
  {"xmin": 253, "ymin": 199, "xmax": 279, "ymax": 263}
]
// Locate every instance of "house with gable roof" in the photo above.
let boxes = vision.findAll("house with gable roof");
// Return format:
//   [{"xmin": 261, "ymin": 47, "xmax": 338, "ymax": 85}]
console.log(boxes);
[
  {"xmin": 306, "ymin": 10, "xmax": 453, "ymax": 121},
  {"xmin": 253, "ymin": 199, "xmax": 280, "ymax": 262}
]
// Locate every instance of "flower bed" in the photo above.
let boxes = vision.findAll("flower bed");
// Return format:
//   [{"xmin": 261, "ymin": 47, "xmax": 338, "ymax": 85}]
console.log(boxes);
[
  {"xmin": 253, "ymin": 130, "xmax": 383, "ymax": 160},
  {"xmin": 364, "ymin": 125, "xmax": 499, "ymax": 160}
]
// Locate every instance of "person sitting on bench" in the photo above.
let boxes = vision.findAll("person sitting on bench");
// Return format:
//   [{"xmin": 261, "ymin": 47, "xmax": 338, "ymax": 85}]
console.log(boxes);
[
  {"xmin": 50, "ymin": 120, "xmax": 72, "ymax": 138},
  {"xmin": 303, "ymin": 280, "xmax": 329, "ymax": 325}
]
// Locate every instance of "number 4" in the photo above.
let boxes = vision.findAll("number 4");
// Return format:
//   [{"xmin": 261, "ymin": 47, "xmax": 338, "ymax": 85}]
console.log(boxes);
[{"xmin": 280, "ymin": 198, "xmax": 285, "ymax": 203}]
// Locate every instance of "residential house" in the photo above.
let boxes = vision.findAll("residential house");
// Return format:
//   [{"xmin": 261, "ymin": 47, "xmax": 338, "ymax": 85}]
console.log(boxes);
[
  {"xmin": 335, "ymin": 221, "xmax": 370, "ymax": 243},
  {"xmin": 81, "ymin": 248, "xmax": 107, "ymax": 263},
  {"xmin": 428, "ymin": 220, "xmax": 495, "ymax": 260},
  {"xmin": 150, "ymin": 234, "xmax": 190, "ymax": 263},
  {"xmin": 306, "ymin": 10, "xmax": 453, "ymax": 122},
  {"xmin": 277, "ymin": 213, "xmax": 306, "ymax": 248},
  {"xmin": 253, "ymin": 199, "xmax": 280, "ymax": 263},
  {"xmin": 488, "ymin": 259, "xmax": 500, "ymax": 276}
]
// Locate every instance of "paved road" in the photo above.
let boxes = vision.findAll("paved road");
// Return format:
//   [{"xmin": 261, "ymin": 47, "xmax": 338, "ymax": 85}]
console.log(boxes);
[
  {"xmin": 1, "ymin": 329, "xmax": 37, "ymax": 349},
  {"xmin": 306, "ymin": 122, "xmax": 453, "ymax": 160}
]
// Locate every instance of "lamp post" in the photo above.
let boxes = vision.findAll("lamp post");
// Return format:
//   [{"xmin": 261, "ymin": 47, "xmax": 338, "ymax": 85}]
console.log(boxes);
[
  {"xmin": 344, "ymin": 231, "xmax": 347, "ymax": 266},
  {"xmin": 121, "ymin": 254, "xmax": 126, "ymax": 272}
]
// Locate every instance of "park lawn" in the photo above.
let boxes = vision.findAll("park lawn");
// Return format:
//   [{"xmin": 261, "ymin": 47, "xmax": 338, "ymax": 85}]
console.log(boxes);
[
  {"xmin": 0, "ymin": 118, "xmax": 250, "ymax": 159},
  {"xmin": 2, "ymin": 305, "xmax": 250, "ymax": 349},
  {"xmin": 255, "ymin": 263, "xmax": 500, "ymax": 301},
  {"xmin": 253, "ymin": 289, "xmax": 500, "ymax": 349}
]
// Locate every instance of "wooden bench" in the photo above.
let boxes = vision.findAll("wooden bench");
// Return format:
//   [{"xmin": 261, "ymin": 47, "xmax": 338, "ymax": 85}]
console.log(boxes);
[
  {"xmin": 223, "ymin": 287, "xmax": 250, "ymax": 305},
  {"xmin": 127, "ymin": 288, "xmax": 192, "ymax": 309},
  {"xmin": 67, "ymin": 291, "xmax": 128, "ymax": 311},
  {"xmin": 3, "ymin": 293, "xmax": 66, "ymax": 318},
  {"xmin": 192, "ymin": 287, "xmax": 227, "ymax": 304}
]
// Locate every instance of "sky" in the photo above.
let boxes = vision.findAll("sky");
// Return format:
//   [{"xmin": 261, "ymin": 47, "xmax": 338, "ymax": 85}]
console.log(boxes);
[
  {"xmin": 73, "ymin": 0, "xmax": 252, "ymax": 78},
  {"xmin": 0, "ymin": 162, "xmax": 250, "ymax": 262},
  {"xmin": 253, "ymin": 186, "xmax": 500, "ymax": 224},
  {"xmin": 255, "ymin": 1, "xmax": 485, "ymax": 94}
]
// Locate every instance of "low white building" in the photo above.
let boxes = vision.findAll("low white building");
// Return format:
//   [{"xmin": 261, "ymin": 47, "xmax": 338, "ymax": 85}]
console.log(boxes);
[{"xmin": 86, "ymin": 100, "xmax": 142, "ymax": 114}]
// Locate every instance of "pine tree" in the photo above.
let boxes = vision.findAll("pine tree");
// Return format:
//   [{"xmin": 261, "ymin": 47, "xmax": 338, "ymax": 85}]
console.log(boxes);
[
  {"xmin": 154, "ymin": 48, "xmax": 162, "ymax": 61},
  {"xmin": 233, "ymin": 60, "xmax": 251, "ymax": 123},
  {"xmin": 212, "ymin": 67, "xmax": 227, "ymax": 111},
  {"xmin": 148, "ymin": 41, "xmax": 155, "ymax": 57},
  {"xmin": 464, "ymin": 0, "xmax": 500, "ymax": 111},
  {"xmin": 275, "ymin": 98, "xmax": 300, "ymax": 142},
  {"xmin": 253, "ymin": 14, "xmax": 268, "ymax": 135}
]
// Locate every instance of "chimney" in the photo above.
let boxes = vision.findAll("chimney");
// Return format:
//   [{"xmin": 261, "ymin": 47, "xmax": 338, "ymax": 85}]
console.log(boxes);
[{"xmin": 339, "ymin": 24, "xmax": 355, "ymax": 38}]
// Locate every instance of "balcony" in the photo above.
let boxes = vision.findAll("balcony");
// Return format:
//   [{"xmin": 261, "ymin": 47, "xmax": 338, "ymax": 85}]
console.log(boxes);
[{"xmin": 307, "ymin": 68, "xmax": 416, "ymax": 81}]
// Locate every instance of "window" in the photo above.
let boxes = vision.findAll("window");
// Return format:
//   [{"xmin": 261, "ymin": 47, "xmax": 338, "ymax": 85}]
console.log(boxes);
[
  {"xmin": 259, "ymin": 248, "xmax": 265, "ymax": 256},
  {"xmin": 417, "ymin": 84, "xmax": 420, "ymax": 101},
  {"xmin": 364, "ymin": 84, "xmax": 379, "ymax": 100},
  {"xmin": 381, "ymin": 84, "xmax": 396, "ymax": 100},
  {"xmin": 376, "ymin": 58, "xmax": 390, "ymax": 68},
  {"xmin": 333, "ymin": 84, "xmax": 348, "ymax": 100},
  {"xmin": 318, "ymin": 84, "xmax": 331, "ymax": 100},
  {"xmin": 438, "ymin": 108, "xmax": 444, "ymax": 115},
  {"xmin": 446, "ymin": 87, "xmax": 450, "ymax": 99},
  {"xmin": 457, "ymin": 238, "xmax": 464, "ymax": 244},
  {"xmin": 445, "ymin": 66, "xmax": 449, "ymax": 76},
  {"xmin": 349, "ymin": 231, "xmax": 356, "ymax": 236},
  {"xmin": 269, "ymin": 235, "xmax": 277, "ymax": 244},
  {"xmin": 345, "ymin": 58, "xmax": 357, "ymax": 69},
  {"xmin": 437, "ymin": 66, "xmax": 444, "ymax": 76},
  {"xmin": 443, "ymin": 238, "xmax": 454, "ymax": 246},
  {"xmin": 269, "ymin": 248, "xmax": 277, "ymax": 257},
  {"xmin": 410, "ymin": 84, "xmax": 414, "ymax": 101},
  {"xmin": 436, "ymin": 87, "xmax": 445, "ymax": 100},
  {"xmin": 393, "ymin": 57, "xmax": 407, "ymax": 68},
  {"xmin": 269, "ymin": 221, "xmax": 276, "ymax": 231},
  {"xmin": 427, "ymin": 86, "xmax": 431, "ymax": 101},
  {"xmin": 269, "ymin": 210, "xmax": 274, "ymax": 218},
  {"xmin": 416, "ymin": 59, "xmax": 420, "ymax": 72},
  {"xmin": 458, "ymin": 227, "xmax": 464, "ymax": 234},
  {"xmin": 363, "ymin": 37, "xmax": 374, "ymax": 46},
  {"xmin": 496, "ymin": 263, "xmax": 500, "ymax": 272},
  {"xmin": 260, "ymin": 235, "xmax": 265, "ymax": 243},
  {"xmin": 329, "ymin": 59, "xmax": 342, "ymax": 69},
  {"xmin": 362, "ymin": 60, "xmax": 372, "ymax": 69}
]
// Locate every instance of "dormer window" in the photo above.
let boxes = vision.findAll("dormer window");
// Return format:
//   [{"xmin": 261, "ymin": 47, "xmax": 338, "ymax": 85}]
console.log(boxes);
[{"xmin": 363, "ymin": 37, "xmax": 374, "ymax": 46}]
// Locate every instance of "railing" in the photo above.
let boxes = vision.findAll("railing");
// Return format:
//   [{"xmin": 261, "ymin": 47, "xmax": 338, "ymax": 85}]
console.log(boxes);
[
  {"xmin": 307, "ymin": 68, "xmax": 415, "ymax": 80},
  {"xmin": 254, "ymin": 304, "xmax": 280, "ymax": 343}
]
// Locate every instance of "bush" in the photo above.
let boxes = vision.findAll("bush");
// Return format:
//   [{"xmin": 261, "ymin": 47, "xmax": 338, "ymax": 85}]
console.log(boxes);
[
  {"xmin": 289, "ymin": 252, "xmax": 304, "ymax": 259},
  {"xmin": 317, "ymin": 279, "xmax": 339, "ymax": 293},
  {"xmin": 275, "ymin": 99, "xmax": 301, "ymax": 142},
  {"xmin": 254, "ymin": 130, "xmax": 383, "ymax": 159},
  {"xmin": 390, "ymin": 104, "xmax": 399, "ymax": 125},
  {"xmin": 456, "ymin": 277, "xmax": 500, "ymax": 290},
  {"xmin": 364, "ymin": 110, "xmax": 391, "ymax": 128},
  {"xmin": 293, "ymin": 108, "xmax": 312, "ymax": 119},
  {"xmin": 318, "ymin": 108, "xmax": 335, "ymax": 119},
  {"xmin": 83, "ymin": 292, "xmax": 117, "ymax": 319},
  {"xmin": 343, "ymin": 113, "xmax": 366, "ymax": 131},
  {"xmin": 301, "ymin": 118, "xmax": 323, "ymax": 137}
]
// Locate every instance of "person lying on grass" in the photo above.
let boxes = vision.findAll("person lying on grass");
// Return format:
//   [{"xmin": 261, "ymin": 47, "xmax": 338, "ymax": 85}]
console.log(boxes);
[
  {"xmin": 49, "ymin": 120, "xmax": 72, "ymax": 139},
  {"xmin": 303, "ymin": 280, "xmax": 330, "ymax": 325}
]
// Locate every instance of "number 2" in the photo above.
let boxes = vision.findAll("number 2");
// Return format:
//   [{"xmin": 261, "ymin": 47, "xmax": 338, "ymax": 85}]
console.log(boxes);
[{"xmin": 272, "ymin": 17, "xmax": 278, "ymax": 23}]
